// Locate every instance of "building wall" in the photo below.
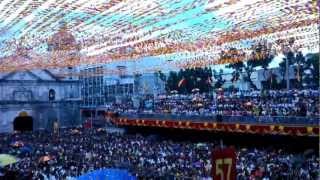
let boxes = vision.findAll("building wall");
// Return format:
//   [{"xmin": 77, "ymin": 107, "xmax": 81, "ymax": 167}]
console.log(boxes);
[
  {"xmin": 138, "ymin": 73, "xmax": 166, "ymax": 95},
  {"xmin": 0, "ymin": 102, "xmax": 81, "ymax": 133},
  {"xmin": 256, "ymin": 67, "xmax": 296, "ymax": 83},
  {"xmin": 0, "ymin": 107, "xmax": 33, "ymax": 133},
  {"xmin": 79, "ymin": 66, "xmax": 166, "ymax": 107},
  {"xmin": 0, "ymin": 74, "xmax": 81, "ymax": 133},
  {"xmin": 0, "ymin": 81, "xmax": 79, "ymax": 101}
]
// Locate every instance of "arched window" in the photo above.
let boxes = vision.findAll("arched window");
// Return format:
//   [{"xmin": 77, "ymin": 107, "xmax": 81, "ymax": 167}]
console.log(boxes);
[{"xmin": 49, "ymin": 89, "xmax": 56, "ymax": 101}]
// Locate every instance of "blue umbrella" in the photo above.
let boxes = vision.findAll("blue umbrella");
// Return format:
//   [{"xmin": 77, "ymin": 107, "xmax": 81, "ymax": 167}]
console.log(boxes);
[
  {"xmin": 78, "ymin": 169, "xmax": 136, "ymax": 180},
  {"xmin": 19, "ymin": 145, "xmax": 32, "ymax": 154}
]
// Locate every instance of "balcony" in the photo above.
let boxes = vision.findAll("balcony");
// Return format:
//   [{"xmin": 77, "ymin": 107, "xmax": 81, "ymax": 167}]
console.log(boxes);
[
  {"xmin": 113, "ymin": 113, "xmax": 319, "ymax": 136},
  {"xmin": 118, "ymin": 113, "xmax": 319, "ymax": 126}
]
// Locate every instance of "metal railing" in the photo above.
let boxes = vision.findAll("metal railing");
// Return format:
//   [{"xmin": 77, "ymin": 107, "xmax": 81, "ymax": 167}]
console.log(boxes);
[{"xmin": 118, "ymin": 113, "xmax": 319, "ymax": 125}]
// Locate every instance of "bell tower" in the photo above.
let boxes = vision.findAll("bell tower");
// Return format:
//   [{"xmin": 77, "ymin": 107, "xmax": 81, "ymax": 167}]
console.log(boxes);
[{"xmin": 47, "ymin": 21, "xmax": 80, "ymax": 80}]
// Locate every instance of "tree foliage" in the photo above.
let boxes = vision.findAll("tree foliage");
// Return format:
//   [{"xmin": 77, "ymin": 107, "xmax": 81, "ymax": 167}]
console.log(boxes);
[
  {"xmin": 303, "ymin": 53, "xmax": 319, "ymax": 88},
  {"xmin": 212, "ymin": 69, "xmax": 226, "ymax": 89},
  {"xmin": 227, "ymin": 51, "xmax": 274, "ymax": 90},
  {"xmin": 165, "ymin": 67, "xmax": 213, "ymax": 94},
  {"xmin": 279, "ymin": 52, "xmax": 319, "ymax": 89}
]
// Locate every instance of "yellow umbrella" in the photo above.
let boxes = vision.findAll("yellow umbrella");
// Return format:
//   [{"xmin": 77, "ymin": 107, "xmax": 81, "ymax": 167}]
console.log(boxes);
[{"xmin": 0, "ymin": 154, "xmax": 18, "ymax": 167}]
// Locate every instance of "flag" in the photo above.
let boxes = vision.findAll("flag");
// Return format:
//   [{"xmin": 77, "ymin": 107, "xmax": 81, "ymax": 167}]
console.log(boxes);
[{"xmin": 178, "ymin": 78, "xmax": 186, "ymax": 87}]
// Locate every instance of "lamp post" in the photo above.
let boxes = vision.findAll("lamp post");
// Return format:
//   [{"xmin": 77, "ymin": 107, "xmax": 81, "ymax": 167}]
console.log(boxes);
[
  {"xmin": 280, "ymin": 37, "xmax": 299, "ymax": 90},
  {"xmin": 272, "ymin": 37, "xmax": 300, "ymax": 90},
  {"xmin": 285, "ymin": 52, "xmax": 290, "ymax": 90}
]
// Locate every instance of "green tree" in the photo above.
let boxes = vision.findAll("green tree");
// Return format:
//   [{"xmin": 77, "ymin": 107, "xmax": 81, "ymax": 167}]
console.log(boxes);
[
  {"xmin": 263, "ymin": 73, "xmax": 280, "ymax": 90},
  {"xmin": 156, "ymin": 70, "xmax": 167, "ymax": 82},
  {"xmin": 213, "ymin": 69, "xmax": 225, "ymax": 89},
  {"xmin": 303, "ymin": 53, "xmax": 319, "ymax": 88},
  {"xmin": 279, "ymin": 51, "xmax": 318, "ymax": 89},
  {"xmin": 228, "ymin": 61, "xmax": 244, "ymax": 80},
  {"xmin": 227, "ymin": 49, "xmax": 274, "ymax": 90},
  {"xmin": 293, "ymin": 51, "xmax": 305, "ymax": 88},
  {"xmin": 164, "ymin": 67, "xmax": 214, "ymax": 94},
  {"xmin": 166, "ymin": 71, "xmax": 179, "ymax": 92}
]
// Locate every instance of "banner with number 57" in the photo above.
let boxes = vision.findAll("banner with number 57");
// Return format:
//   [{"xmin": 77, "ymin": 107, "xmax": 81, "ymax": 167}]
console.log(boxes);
[{"xmin": 212, "ymin": 147, "xmax": 236, "ymax": 180}]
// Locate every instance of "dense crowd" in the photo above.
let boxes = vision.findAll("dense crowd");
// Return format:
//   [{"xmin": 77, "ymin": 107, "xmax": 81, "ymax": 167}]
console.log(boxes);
[
  {"xmin": 0, "ymin": 128, "xmax": 318, "ymax": 179},
  {"xmin": 107, "ymin": 89, "xmax": 320, "ymax": 118}
]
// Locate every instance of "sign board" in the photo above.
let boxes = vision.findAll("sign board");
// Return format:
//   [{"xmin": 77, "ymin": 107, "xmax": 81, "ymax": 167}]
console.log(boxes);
[{"xmin": 212, "ymin": 147, "xmax": 236, "ymax": 180}]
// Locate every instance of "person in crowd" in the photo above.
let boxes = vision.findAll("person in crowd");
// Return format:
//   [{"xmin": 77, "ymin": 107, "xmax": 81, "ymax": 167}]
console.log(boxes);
[
  {"xmin": 0, "ymin": 128, "xmax": 318, "ymax": 179},
  {"xmin": 106, "ymin": 89, "xmax": 319, "ymax": 120}
]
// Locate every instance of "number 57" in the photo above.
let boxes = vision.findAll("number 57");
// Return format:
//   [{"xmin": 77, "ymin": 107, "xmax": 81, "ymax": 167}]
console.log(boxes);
[{"xmin": 215, "ymin": 158, "xmax": 232, "ymax": 180}]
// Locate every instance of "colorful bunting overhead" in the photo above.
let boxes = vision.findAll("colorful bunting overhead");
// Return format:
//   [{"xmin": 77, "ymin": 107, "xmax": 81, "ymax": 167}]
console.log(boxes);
[{"xmin": 0, "ymin": 0, "xmax": 318, "ymax": 72}]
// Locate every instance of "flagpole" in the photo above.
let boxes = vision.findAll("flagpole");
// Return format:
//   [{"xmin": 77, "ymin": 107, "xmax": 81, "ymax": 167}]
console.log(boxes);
[{"xmin": 286, "ymin": 55, "xmax": 290, "ymax": 90}]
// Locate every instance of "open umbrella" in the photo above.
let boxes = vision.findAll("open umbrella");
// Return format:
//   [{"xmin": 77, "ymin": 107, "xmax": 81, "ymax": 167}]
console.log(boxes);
[
  {"xmin": 39, "ymin": 155, "xmax": 52, "ymax": 163},
  {"xmin": 97, "ymin": 128, "xmax": 106, "ymax": 132},
  {"xmin": 20, "ymin": 145, "xmax": 32, "ymax": 154},
  {"xmin": 192, "ymin": 88, "xmax": 200, "ymax": 93},
  {"xmin": 0, "ymin": 154, "xmax": 18, "ymax": 167},
  {"xmin": 196, "ymin": 143, "xmax": 206, "ymax": 148},
  {"xmin": 10, "ymin": 141, "xmax": 24, "ymax": 148},
  {"xmin": 170, "ymin": 90, "xmax": 178, "ymax": 94},
  {"xmin": 197, "ymin": 103, "xmax": 203, "ymax": 107},
  {"xmin": 71, "ymin": 129, "xmax": 80, "ymax": 134}
]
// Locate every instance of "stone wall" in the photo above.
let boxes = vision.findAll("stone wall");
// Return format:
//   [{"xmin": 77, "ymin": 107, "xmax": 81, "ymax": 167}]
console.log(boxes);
[
  {"xmin": 0, "ymin": 102, "xmax": 81, "ymax": 133},
  {"xmin": 0, "ymin": 81, "xmax": 79, "ymax": 101}
]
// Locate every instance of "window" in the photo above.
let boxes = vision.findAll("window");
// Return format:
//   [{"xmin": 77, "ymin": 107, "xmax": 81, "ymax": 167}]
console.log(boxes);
[{"xmin": 49, "ymin": 89, "xmax": 55, "ymax": 101}]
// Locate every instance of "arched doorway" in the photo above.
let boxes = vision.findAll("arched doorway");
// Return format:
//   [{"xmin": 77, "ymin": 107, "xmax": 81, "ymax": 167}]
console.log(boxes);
[{"xmin": 13, "ymin": 111, "xmax": 33, "ymax": 132}]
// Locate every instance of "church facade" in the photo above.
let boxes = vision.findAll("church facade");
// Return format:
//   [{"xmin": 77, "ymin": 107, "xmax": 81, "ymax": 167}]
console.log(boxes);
[
  {"xmin": 0, "ymin": 23, "xmax": 84, "ymax": 133},
  {"xmin": 0, "ymin": 70, "xmax": 81, "ymax": 133}
]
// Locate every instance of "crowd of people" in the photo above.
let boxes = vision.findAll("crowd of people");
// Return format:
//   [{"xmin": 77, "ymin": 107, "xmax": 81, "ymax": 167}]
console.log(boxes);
[
  {"xmin": 107, "ymin": 89, "xmax": 320, "ymax": 119},
  {"xmin": 0, "ymin": 128, "xmax": 318, "ymax": 179}
]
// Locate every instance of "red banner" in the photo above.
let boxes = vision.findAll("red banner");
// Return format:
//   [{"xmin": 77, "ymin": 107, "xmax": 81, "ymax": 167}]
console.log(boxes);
[{"xmin": 110, "ymin": 116, "xmax": 319, "ymax": 137}]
